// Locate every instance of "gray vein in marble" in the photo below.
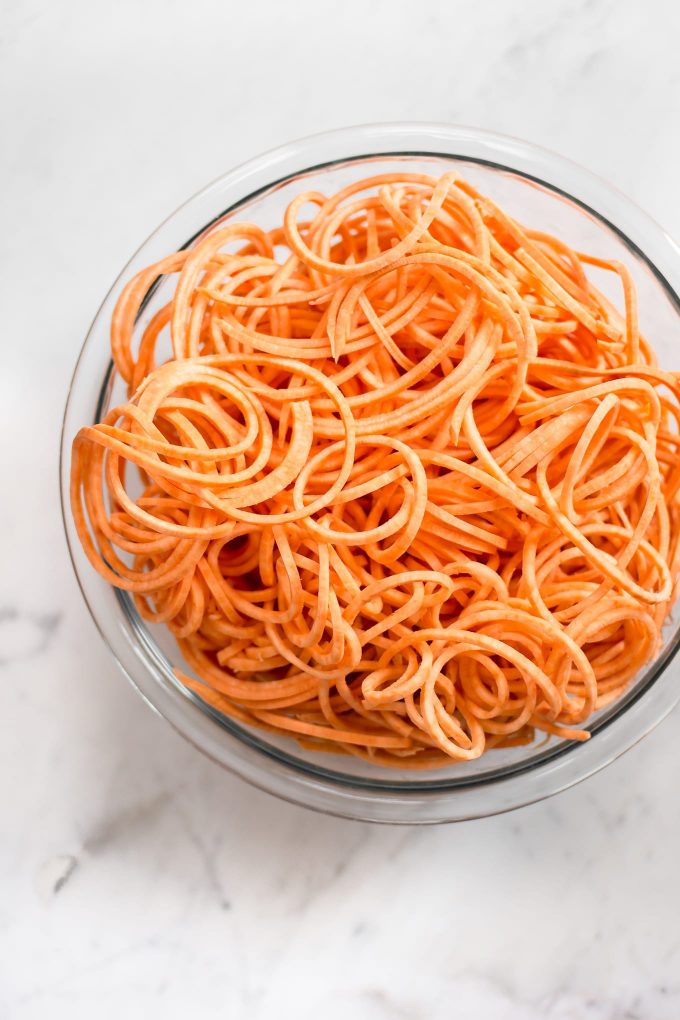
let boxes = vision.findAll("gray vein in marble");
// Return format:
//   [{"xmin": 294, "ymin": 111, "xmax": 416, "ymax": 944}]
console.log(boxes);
[
  {"xmin": 82, "ymin": 792, "xmax": 171, "ymax": 853},
  {"xmin": 292, "ymin": 826, "xmax": 371, "ymax": 916},
  {"xmin": 359, "ymin": 989, "xmax": 419, "ymax": 1020},
  {"xmin": 34, "ymin": 854, "xmax": 78, "ymax": 900},
  {"xmin": 384, "ymin": 827, "xmax": 422, "ymax": 862},
  {"xmin": 171, "ymin": 802, "xmax": 231, "ymax": 911},
  {"xmin": 0, "ymin": 608, "xmax": 62, "ymax": 665}
]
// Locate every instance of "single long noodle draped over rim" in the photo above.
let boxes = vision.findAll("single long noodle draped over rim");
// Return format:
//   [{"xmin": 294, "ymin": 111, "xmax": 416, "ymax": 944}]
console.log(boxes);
[{"xmin": 70, "ymin": 170, "xmax": 680, "ymax": 768}]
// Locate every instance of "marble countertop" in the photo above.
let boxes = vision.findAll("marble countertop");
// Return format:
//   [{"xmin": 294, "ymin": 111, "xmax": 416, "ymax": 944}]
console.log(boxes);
[{"xmin": 3, "ymin": 0, "xmax": 680, "ymax": 1016}]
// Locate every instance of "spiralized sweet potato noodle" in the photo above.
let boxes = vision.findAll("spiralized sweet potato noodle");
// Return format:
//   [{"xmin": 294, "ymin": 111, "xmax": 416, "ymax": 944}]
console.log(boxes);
[{"xmin": 71, "ymin": 171, "xmax": 680, "ymax": 768}]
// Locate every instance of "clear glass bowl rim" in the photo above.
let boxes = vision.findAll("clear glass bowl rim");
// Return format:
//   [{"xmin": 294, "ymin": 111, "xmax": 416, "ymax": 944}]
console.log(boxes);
[{"xmin": 60, "ymin": 121, "xmax": 680, "ymax": 824}]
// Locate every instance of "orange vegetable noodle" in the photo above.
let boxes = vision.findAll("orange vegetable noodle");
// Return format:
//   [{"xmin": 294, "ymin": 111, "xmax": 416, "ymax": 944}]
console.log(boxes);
[{"xmin": 70, "ymin": 171, "xmax": 680, "ymax": 768}]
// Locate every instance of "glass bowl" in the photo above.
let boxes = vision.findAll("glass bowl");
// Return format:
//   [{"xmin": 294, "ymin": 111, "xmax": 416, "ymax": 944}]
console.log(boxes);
[{"xmin": 60, "ymin": 123, "xmax": 680, "ymax": 823}]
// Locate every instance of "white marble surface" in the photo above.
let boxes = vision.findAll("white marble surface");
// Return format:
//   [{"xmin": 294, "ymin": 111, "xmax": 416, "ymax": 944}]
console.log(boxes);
[{"xmin": 3, "ymin": 0, "xmax": 680, "ymax": 1016}]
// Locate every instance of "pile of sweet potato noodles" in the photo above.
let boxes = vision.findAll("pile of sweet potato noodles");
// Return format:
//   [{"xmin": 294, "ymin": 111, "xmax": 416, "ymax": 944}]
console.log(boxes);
[{"xmin": 71, "ymin": 170, "xmax": 680, "ymax": 769}]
